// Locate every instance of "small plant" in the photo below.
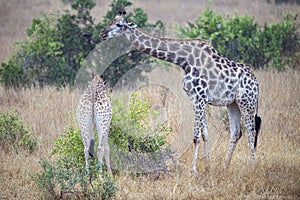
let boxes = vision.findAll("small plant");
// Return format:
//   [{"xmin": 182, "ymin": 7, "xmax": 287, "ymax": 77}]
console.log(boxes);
[
  {"xmin": 33, "ymin": 126, "xmax": 117, "ymax": 199},
  {"xmin": 110, "ymin": 92, "xmax": 172, "ymax": 153},
  {"xmin": 0, "ymin": 112, "xmax": 37, "ymax": 153},
  {"xmin": 51, "ymin": 126, "xmax": 85, "ymax": 168},
  {"xmin": 32, "ymin": 157, "xmax": 117, "ymax": 199},
  {"xmin": 109, "ymin": 92, "xmax": 173, "ymax": 173}
]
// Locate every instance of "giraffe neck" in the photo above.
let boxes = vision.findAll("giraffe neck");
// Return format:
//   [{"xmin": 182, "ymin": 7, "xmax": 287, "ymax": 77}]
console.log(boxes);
[{"xmin": 124, "ymin": 28, "xmax": 212, "ymax": 73}]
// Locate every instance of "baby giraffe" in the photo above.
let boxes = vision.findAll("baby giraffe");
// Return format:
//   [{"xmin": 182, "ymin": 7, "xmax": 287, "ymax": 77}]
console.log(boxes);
[{"xmin": 76, "ymin": 73, "xmax": 112, "ymax": 175}]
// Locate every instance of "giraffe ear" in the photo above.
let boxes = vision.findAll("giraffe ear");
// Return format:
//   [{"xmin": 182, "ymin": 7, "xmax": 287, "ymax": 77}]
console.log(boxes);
[{"xmin": 117, "ymin": 10, "xmax": 126, "ymax": 16}]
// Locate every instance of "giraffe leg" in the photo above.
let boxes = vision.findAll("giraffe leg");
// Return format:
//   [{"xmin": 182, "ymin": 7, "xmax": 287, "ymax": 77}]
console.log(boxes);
[
  {"xmin": 103, "ymin": 133, "xmax": 112, "ymax": 175},
  {"xmin": 82, "ymin": 139, "xmax": 90, "ymax": 174},
  {"xmin": 225, "ymin": 103, "xmax": 242, "ymax": 167},
  {"xmin": 97, "ymin": 134, "xmax": 105, "ymax": 173},
  {"xmin": 76, "ymin": 101, "xmax": 93, "ymax": 174},
  {"xmin": 191, "ymin": 104, "xmax": 209, "ymax": 174},
  {"xmin": 94, "ymin": 114, "xmax": 105, "ymax": 173},
  {"xmin": 94, "ymin": 109, "xmax": 112, "ymax": 175},
  {"xmin": 244, "ymin": 114, "xmax": 256, "ymax": 166}
]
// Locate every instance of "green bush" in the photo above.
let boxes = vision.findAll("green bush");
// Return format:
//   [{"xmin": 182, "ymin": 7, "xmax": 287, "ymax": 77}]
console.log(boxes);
[
  {"xmin": 257, "ymin": 14, "xmax": 299, "ymax": 69},
  {"xmin": 0, "ymin": 113, "xmax": 37, "ymax": 153},
  {"xmin": 33, "ymin": 92, "xmax": 171, "ymax": 197},
  {"xmin": 51, "ymin": 126, "xmax": 85, "ymax": 168},
  {"xmin": 35, "ymin": 127, "xmax": 117, "ymax": 199},
  {"xmin": 109, "ymin": 92, "xmax": 173, "ymax": 173},
  {"xmin": 0, "ymin": 0, "xmax": 98, "ymax": 88},
  {"xmin": 32, "ymin": 157, "xmax": 117, "ymax": 199},
  {"xmin": 110, "ymin": 92, "xmax": 172, "ymax": 153},
  {"xmin": 0, "ymin": 0, "xmax": 165, "ymax": 88},
  {"xmin": 176, "ymin": 8, "xmax": 299, "ymax": 69}
]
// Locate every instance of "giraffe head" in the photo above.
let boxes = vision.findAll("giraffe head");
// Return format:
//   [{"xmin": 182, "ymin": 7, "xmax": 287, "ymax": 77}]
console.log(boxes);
[{"xmin": 101, "ymin": 10, "xmax": 137, "ymax": 40}]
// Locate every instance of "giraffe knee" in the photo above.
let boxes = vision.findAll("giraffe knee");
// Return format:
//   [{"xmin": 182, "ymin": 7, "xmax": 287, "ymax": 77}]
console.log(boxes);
[{"xmin": 201, "ymin": 134, "xmax": 208, "ymax": 143}]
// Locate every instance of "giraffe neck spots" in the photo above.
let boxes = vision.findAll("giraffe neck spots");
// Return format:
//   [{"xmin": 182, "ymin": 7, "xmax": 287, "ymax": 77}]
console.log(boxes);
[
  {"xmin": 124, "ymin": 28, "xmax": 257, "ymax": 106},
  {"xmin": 125, "ymin": 28, "xmax": 212, "ymax": 73}
]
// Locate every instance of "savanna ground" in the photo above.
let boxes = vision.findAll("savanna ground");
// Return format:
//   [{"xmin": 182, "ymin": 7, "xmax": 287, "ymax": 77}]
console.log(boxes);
[
  {"xmin": 1, "ymin": 0, "xmax": 300, "ymax": 199},
  {"xmin": 0, "ymin": 69, "xmax": 299, "ymax": 199}
]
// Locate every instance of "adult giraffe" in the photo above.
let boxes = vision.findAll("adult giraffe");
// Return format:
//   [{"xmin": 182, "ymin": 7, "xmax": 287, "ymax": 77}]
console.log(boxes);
[{"xmin": 101, "ymin": 10, "xmax": 261, "ymax": 174}]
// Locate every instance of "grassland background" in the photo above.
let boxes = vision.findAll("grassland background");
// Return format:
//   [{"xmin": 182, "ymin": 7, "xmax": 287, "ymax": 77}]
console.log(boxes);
[{"xmin": 0, "ymin": 0, "xmax": 300, "ymax": 199}]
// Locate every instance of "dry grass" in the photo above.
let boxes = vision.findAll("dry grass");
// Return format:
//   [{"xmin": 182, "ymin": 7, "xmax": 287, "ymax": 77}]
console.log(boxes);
[
  {"xmin": 0, "ymin": 1, "xmax": 300, "ymax": 199},
  {"xmin": 0, "ymin": 70, "xmax": 299, "ymax": 199}
]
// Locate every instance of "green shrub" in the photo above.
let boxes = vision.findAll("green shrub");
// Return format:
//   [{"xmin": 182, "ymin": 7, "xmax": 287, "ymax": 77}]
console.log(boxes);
[
  {"xmin": 109, "ymin": 92, "xmax": 173, "ymax": 173},
  {"xmin": 0, "ymin": 0, "xmax": 165, "ymax": 88},
  {"xmin": 257, "ymin": 14, "xmax": 299, "ymax": 69},
  {"xmin": 50, "ymin": 92, "xmax": 171, "ymax": 170},
  {"xmin": 0, "ymin": 3, "xmax": 92, "ymax": 88},
  {"xmin": 36, "ymin": 127, "xmax": 117, "ymax": 199},
  {"xmin": 0, "ymin": 113, "xmax": 37, "ymax": 153},
  {"xmin": 33, "ymin": 91, "xmax": 172, "ymax": 198},
  {"xmin": 51, "ymin": 126, "xmax": 85, "ymax": 167},
  {"xmin": 176, "ymin": 8, "xmax": 299, "ymax": 69},
  {"xmin": 32, "ymin": 157, "xmax": 117, "ymax": 199},
  {"xmin": 110, "ymin": 92, "xmax": 172, "ymax": 153}
]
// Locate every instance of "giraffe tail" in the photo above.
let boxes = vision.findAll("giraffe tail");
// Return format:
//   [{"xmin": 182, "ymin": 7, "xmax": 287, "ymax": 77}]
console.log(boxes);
[
  {"xmin": 254, "ymin": 114, "xmax": 262, "ymax": 149},
  {"xmin": 88, "ymin": 108, "xmax": 95, "ymax": 157},
  {"xmin": 89, "ymin": 83, "xmax": 95, "ymax": 158},
  {"xmin": 89, "ymin": 139, "xmax": 95, "ymax": 157}
]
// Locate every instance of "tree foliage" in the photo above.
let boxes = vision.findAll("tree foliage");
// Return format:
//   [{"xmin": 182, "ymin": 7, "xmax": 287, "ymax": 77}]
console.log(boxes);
[
  {"xmin": 176, "ymin": 8, "xmax": 299, "ymax": 69},
  {"xmin": 99, "ymin": 0, "xmax": 165, "ymax": 87},
  {"xmin": 0, "ymin": 0, "xmax": 165, "ymax": 88}
]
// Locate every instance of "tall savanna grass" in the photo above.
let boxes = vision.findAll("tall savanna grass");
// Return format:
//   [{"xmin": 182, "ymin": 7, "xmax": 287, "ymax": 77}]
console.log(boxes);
[{"xmin": 0, "ymin": 70, "xmax": 299, "ymax": 199}]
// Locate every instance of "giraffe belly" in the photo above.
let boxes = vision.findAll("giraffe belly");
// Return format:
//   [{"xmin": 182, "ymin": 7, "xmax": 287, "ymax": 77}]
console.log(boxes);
[
  {"xmin": 207, "ymin": 96, "xmax": 235, "ymax": 106},
  {"xmin": 207, "ymin": 87, "xmax": 237, "ymax": 106}
]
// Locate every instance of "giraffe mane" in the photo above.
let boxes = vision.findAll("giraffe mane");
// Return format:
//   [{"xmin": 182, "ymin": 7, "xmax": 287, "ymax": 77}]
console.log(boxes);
[{"xmin": 136, "ymin": 27, "xmax": 210, "ymax": 45}]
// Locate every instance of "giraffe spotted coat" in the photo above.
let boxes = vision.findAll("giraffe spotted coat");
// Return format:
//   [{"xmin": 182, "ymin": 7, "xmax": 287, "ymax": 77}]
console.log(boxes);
[
  {"xmin": 76, "ymin": 73, "xmax": 112, "ymax": 174},
  {"xmin": 101, "ymin": 11, "xmax": 261, "ymax": 174}
]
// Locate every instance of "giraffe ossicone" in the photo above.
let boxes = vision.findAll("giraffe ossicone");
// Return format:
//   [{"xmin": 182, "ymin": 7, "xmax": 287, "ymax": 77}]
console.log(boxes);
[
  {"xmin": 101, "ymin": 11, "xmax": 261, "ymax": 174},
  {"xmin": 76, "ymin": 73, "xmax": 112, "ymax": 175}
]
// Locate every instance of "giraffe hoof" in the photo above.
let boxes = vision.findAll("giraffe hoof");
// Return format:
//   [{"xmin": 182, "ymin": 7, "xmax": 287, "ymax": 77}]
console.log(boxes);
[{"xmin": 191, "ymin": 168, "xmax": 198, "ymax": 175}]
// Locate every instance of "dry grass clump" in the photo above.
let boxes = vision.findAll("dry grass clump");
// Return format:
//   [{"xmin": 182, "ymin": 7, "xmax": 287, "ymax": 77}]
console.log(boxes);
[
  {"xmin": 0, "ymin": 87, "xmax": 76, "ymax": 152},
  {"xmin": 0, "ymin": 87, "xmax": 76, "ymax": 199},
  {"xmin": 0, "ymin": 70, "xmax": 299, "ymax": 199}
]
